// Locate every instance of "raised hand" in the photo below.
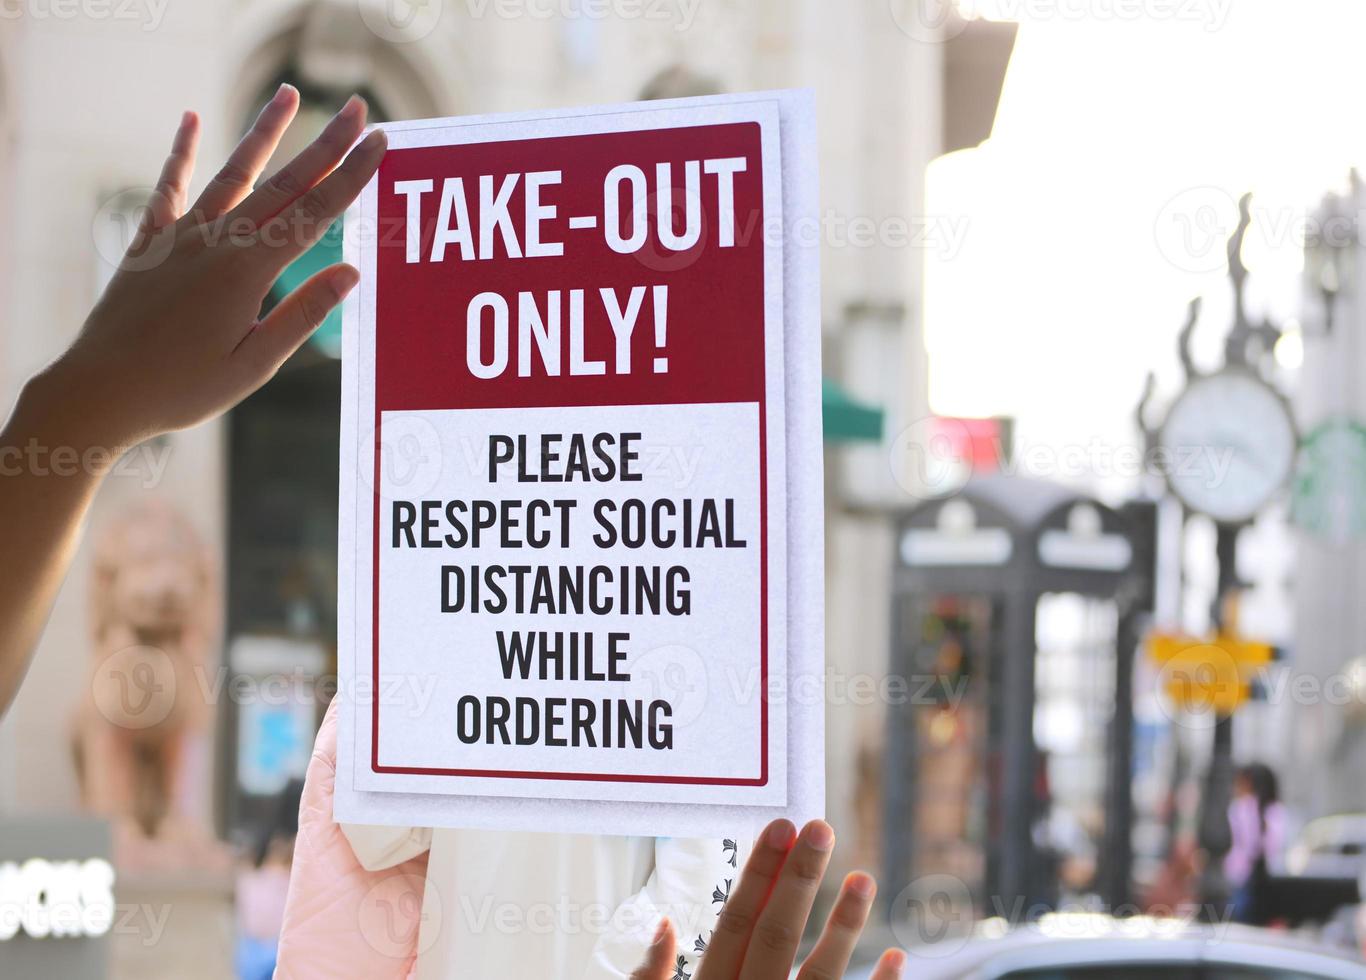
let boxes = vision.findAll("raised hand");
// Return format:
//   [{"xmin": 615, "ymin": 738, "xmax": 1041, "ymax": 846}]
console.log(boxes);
[
  {"xmin": 0, "ymin": 88, "xmax": 384, "ymax": 716},
  {"xmin": 632, "ymin": 819, "xmax": 906, "ymax": 980},
  {"xmin": 55, "ymin": 84, "xmax": 384, "ymax": 450}
]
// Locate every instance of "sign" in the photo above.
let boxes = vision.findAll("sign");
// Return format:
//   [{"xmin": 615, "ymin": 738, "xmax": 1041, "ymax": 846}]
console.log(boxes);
[
  {"xmin": 336, "ymin": 91, "xmax": 823, "ymax": 838},
  {"xmin": 0, "ymin": 859, "xmax": 114, "ymax": 941},
  {"xmin": 230, "ymin": 636, "xmax": 325, "ymax": 796},
  {"xmin": 0, "ymin": 817, "xmax": 111, "ymax": 979},
  {"xmin": 1146, "ymin": 631, "xmax": 1274, "ymax": 715}
]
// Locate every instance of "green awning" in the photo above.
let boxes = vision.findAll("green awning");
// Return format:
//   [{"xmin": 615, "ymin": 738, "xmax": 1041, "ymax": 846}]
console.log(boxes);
[{"xmin": 822, "ymin": 378, "xmax": 883, "ymax": 443}]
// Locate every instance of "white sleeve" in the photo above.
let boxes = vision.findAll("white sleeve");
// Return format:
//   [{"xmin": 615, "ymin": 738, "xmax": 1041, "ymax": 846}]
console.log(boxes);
[
  {"xmin": 581, "ymin": 834, "xmax": 752, "ymax": 980},
  {"xmin": 339, "ymin": 822, "xmax": 433, "ymax": 872}
]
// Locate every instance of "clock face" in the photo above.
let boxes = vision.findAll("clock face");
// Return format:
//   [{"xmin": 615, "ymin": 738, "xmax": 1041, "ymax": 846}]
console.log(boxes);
[{"xmin": 1160, "ymin": 370, "xmax": 1297, "ymax": 523}]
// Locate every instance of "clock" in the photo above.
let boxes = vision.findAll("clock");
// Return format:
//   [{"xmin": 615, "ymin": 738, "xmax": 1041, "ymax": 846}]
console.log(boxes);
[{"xmin": 1159, "ymin": 369, "xmax": 1297, "ymax": 523}]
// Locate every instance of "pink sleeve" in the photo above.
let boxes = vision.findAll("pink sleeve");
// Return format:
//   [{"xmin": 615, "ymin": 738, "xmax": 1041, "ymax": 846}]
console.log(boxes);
[
  {"xmin": 1224, "ymin": 797, "xmax": 1258, "ymax": 885},
  {"xmin": 1263, "ymin": 804, "xmax": 1289, "ymax": 870},
  {"xmin": 274, "ymin": 698, "xmax": 430, "ymax": 980}
]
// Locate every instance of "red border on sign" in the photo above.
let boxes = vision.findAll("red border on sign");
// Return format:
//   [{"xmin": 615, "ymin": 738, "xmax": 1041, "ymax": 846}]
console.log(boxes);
[
  {"xmin": 370, "ymin": 407, "xmax": 768, "ymax": 786},
  {"xmin": 367, "ymin": 121, "xmax": 772, "ymax": 787}
]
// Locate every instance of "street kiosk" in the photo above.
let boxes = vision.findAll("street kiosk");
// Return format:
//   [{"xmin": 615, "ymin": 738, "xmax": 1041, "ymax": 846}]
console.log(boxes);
[{"xmin": 884, "ymin": 474, "xmax": 1154, "ymax": 921}]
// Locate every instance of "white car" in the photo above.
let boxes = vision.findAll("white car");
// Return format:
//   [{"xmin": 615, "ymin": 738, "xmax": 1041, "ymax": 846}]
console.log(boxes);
[
  {"xmin": 1287, "ymin": 814, "xmax": 1366, "ymax": 880},
  {"xmin": 846, "ymin": 914, "xmax": 1366, "ymax": 979}
]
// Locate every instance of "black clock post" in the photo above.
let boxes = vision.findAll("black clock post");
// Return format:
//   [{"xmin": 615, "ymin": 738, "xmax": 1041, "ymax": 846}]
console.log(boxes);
[{"xmin": 1139, "ymin": 193, "xmax": 1293, "ymax": 916}]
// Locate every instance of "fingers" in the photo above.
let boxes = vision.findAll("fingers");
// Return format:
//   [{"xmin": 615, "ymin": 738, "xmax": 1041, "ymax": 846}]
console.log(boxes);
[
  {"xmin": 229, "ymin": 94, "xmax": 368, "ymax": 228},
  {"xmin": 253, "ymin": 128, "xmax": 387, "ymax": 269},
  {"xmin": 628, "ymin": 919, "xmax": 677, "ymax": 980},
  {"xmin": 139, "ymin": 111, "xmax": 200, "ymax": 233},
  {"xmin": 695, "ymin": 819, "xmax": 797, "ymax": 979},
  {"xmin": 234, "ymin": 263, "xmax": 359, "ymax": 378},
  {"xmin": 190, "ymin": 83, "xmax": 300, "ymax": 219},
  {"xmin": 795, "ymin": 872, "xmax": 877, "ymax": 980},
  {"xmin": 736, "ymin": 820, "xmax": 835, "ymax": 980},
  {"xmin": 869, "ymin": 948, "xmax": 907, "ymax": 980}
]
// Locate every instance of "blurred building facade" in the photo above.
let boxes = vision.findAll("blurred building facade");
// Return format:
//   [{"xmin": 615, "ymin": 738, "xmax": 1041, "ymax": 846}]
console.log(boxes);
[
  {"xmin": 0, "ymin": 1, "xmax": 1013, "ymax": 976},
  {"xmin": 1287, "ymin": 178, "xmax": 1366, "ymax": 818}
]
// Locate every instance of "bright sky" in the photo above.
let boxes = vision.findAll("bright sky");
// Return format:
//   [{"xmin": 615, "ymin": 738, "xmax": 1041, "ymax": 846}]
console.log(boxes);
[{"xmin": 924, "ymin": 0, "xmax": 1366, "ymax": 498}]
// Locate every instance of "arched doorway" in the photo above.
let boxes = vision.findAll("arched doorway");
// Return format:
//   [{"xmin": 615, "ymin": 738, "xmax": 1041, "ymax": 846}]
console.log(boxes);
[{"xmin": 221, "ymin": 3, "xmax": 445, "ymax": 839}]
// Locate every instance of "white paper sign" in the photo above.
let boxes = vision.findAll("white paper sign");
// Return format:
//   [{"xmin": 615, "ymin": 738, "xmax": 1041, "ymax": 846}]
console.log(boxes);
[{"xmin": 335, "ymin": 90, "xmax": 823, "ymax": 837}]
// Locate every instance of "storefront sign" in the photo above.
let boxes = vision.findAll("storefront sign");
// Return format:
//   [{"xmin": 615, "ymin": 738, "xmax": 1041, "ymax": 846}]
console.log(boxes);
[{"xmin": 0, "ymin": 817, "xmax": 111, "ymax": 979}]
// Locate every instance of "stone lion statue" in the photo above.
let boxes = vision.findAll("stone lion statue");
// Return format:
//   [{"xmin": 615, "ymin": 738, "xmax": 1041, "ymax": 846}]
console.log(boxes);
[{"xmin": 73, "ymin": 498, "xmax": 218, "ymax": 846}]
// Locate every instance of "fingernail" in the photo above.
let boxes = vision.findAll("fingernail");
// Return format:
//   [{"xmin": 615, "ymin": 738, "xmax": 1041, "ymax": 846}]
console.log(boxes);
[
  {"xmin": 846, "ymin": 872, "xmax": 876, "ymax": 899},
  {"xmin": 339, "ymin": 94, "xmax": 365, "ymax": 118},
  {"xmin": 333, "ymin": 265, "xmax": 361, "ymax": 298},
  {"xmin": 884, "ymin": 949, "xmax": 907, "ymax": 971},
  {"xmin": 180, "ymin": 110, "xmax": 195, "ymax": 127},
  {"xmin": 359, "ymin": 128, "xmax": 387, "ymax": 156},
  {"xmin": 763, "ymin": 819, "xmax": 796, "ymax": 849},
  {"xmin": 804, "ymin": 820, "xmax": 835, "ymax": 851},
  {"xmin": 274, "ymin": 82, "xmax": 297, "ymax": 103},
  {"xmin": 651, "ymin": 919, "xmax": 670, "ymax": 945}
]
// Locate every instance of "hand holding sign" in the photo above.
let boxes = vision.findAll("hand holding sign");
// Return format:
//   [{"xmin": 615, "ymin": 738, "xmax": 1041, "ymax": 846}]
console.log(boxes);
[{"xmin": 48, "ymin": 85, "xmax": 385, "ymax": 450}]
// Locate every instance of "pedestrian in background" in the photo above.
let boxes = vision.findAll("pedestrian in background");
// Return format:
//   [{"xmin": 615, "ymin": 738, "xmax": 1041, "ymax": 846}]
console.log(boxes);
[{"xmin": 1226, "ymin": 762, "xmax": 1287, "ymax": 924}]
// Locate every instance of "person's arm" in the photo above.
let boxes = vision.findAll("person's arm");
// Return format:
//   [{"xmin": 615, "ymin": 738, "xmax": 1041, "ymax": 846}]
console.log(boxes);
[{"xmin": 0, "ymin": 85, "xmax": 385, "ymax": 714}]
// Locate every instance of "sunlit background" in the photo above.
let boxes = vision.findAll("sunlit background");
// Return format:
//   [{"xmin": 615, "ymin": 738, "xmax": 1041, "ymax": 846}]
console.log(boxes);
[{"xmin": 2, "ymin": 1, "xmax": 1366, "ymax": 977}]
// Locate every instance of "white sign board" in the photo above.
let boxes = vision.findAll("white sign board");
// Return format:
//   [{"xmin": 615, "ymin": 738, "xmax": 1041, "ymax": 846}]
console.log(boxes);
[{"xmin": 335, "ymin": 90, "xmax": 823, "ymax": 838}]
